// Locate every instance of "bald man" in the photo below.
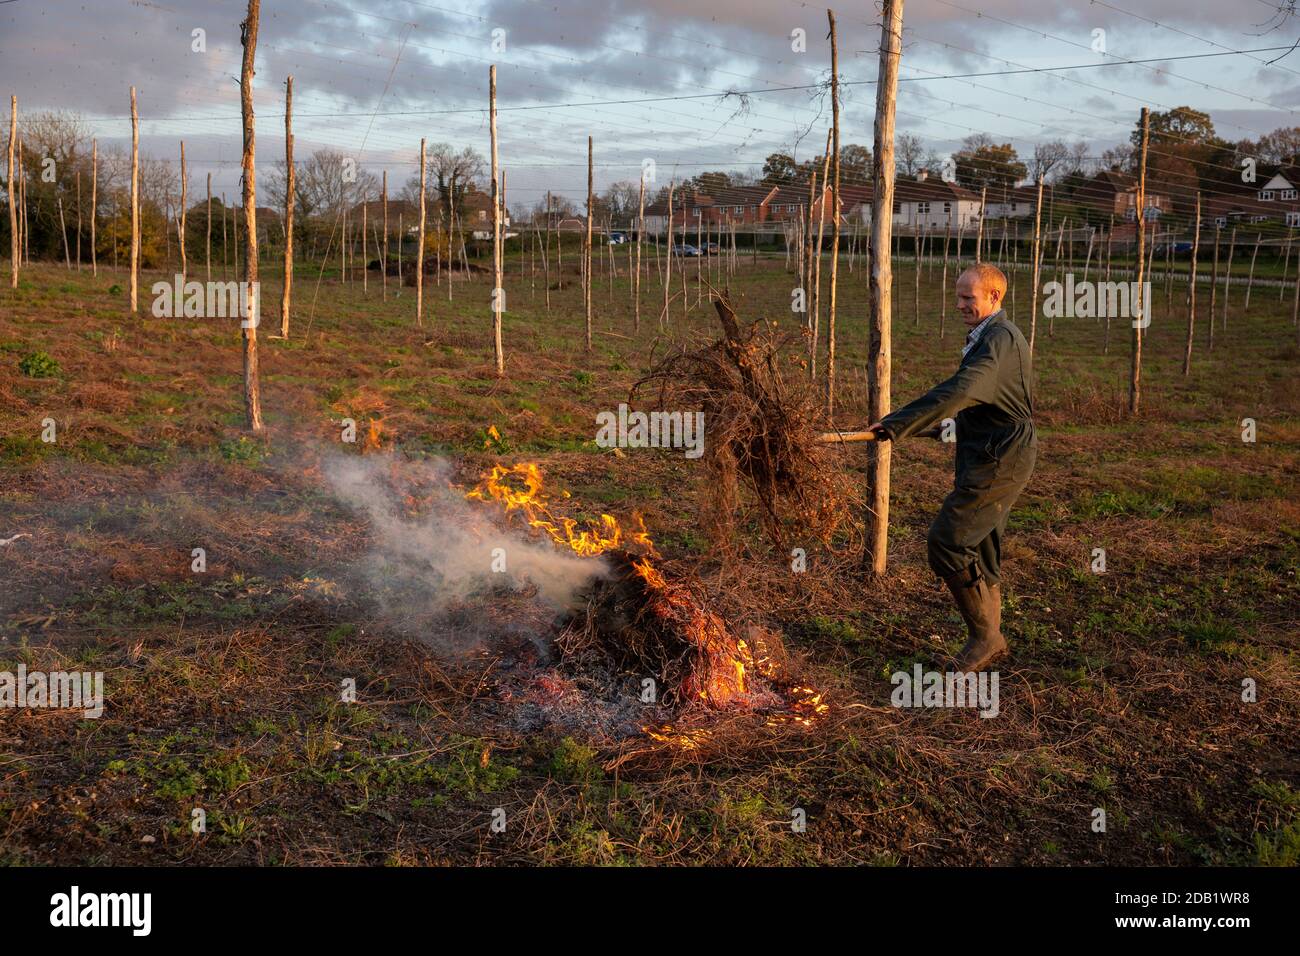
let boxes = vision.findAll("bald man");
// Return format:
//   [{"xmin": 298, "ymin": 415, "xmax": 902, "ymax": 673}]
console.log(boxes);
[{"xmin": 867, "ymin": 263, "xmax": 1036, "ymax": 672}]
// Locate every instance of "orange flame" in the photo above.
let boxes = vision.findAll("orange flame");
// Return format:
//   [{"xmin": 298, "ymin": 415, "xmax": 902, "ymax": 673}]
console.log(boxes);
[{"xmin": 466, "ymin": 460, "xmax": 827, "ymax": 735}]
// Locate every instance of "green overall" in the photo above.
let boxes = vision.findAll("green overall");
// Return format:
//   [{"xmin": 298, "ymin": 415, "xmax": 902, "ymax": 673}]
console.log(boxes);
[{"xmin": 879, "ymin": 310, "xmax": 1036, "ymax": 584}]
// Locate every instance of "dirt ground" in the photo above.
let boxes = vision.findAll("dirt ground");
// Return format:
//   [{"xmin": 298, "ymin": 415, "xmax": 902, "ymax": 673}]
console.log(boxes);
[{"xmin": 1, "ymin": 248, "xmax": 1297, "ymax": 865}]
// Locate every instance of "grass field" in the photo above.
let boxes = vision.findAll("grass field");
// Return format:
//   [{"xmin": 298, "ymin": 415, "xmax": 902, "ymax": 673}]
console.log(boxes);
[{"xmin": 1, "ymin": 246, "xmax": 1297, "ymax": 866}]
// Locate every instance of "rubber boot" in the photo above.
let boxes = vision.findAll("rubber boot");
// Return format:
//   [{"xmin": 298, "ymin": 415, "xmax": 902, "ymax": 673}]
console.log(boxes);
[{"xmin": 942, "ymin": 567, "xmax": 1007, "ymax": 672}]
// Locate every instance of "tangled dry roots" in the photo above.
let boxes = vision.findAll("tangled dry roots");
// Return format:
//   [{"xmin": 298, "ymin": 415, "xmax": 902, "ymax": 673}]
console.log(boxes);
[{"xmin": 632, "ymin": 295, "xmax": 856, "ymax": 548}]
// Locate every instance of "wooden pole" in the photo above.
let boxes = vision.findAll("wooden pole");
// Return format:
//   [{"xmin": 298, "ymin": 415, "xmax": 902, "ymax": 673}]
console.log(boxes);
[
  {"xmin": 1208, "ymin": 225, "xmax": 1219, "ymax": 352},
  {"xmin": 130, "ymin": 86, "xmax": 140, "ymax": 312},
  {"xmin": 381, "ymin": 169, "xmax": 388, "ymax": 300},
  {"xmin": 940, "ymin": 218, "xmax": 951, "ymax": 332},
  {"xmin": 864, "ymin": 0, "xmax": 903, "ymax": 576},
  {"xmin": 281, "ymin": 75, "xmax": 294, "ymax": 335},
  {"xmin": 806, "ymin": 173, "xmax": 819, "ymax": 376},
  {"xmin": 1221, "ymin": 226, "xmax": 1237, "ymax": 333},
  {"xmin": 7, "ymin": 96, "xmax": 16, "ymax": 288},
  {"xmin": 75, "ymin": 169, "xmax": 82, "ymax": 270},
  {"xmin": 204, "ymin": 171, "xmax": 211, "ymax": 282},
  {"xmin": 827, "ymin": 7, "xmax": 843, "ymax": 418},
  {"xmin": 239, "ymin": 0, "xmax": 264, "ymax": 432},
  {"xmin": 635, "ymin": 176, "xmax": 645, "ymax": 332},
  {"xmin": 813, "ymin": 131, "xmax": 832, "ymax": 369},
  {"xmin": 976, "ymin": 184, "xmax": 986, "ymax": 260},
  {"xmin": 543, "ymin": 191, "xmax": 552, "ymax": 312},
  {"xmin": 1244, "ymin": 233, "xmax": 1260, "ymax": 315},
  {"xmin": 663, "ymin": 181, "xmax": 673, "ymax": 330},
  {"xmin": 490, "ymin": 65, "xmax": 504, "ymax": 373},
  {"xmin": 1129, "ymin": 107, "xmax": 1148, "ymax": 416},
  {"xmin": 91, "ymin": 139, "xmax": 98, "ymax": 277},
  {"xmin": 585, "ymin": 134, "xmax": 594, "ymax": 350},
  {"xmin": 178, "ymin": 140, "xmax": 188, "ymax": 282},
  {"xmin": 361, "ymin": 191, "xmax": 367, "ymax": 295},
  {"xmin": 416, "ymin": 137, "xmax": 426, "ymax": 327},
  {"xmin": 1183, "ymin": 192, "xmax": 1200, "ymax": 376},
  {"xmin": 1028, "ymin": 179, "xmax": 1043, "ymax": 354},
  {"xmin": 58, "ymin": 196, "xmax": 71, "ymax": 269}
]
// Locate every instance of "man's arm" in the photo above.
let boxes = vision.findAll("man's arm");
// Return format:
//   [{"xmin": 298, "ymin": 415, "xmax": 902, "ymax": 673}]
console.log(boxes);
[{"xmin": 872, "ymin": 329, "xmax": 1008, "ymax": 441}]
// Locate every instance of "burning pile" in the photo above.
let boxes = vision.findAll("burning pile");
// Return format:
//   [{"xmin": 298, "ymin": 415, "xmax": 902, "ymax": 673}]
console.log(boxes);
[{"xmin": 466, "ymin": 462, "xmax": 826, "ymax": 727}]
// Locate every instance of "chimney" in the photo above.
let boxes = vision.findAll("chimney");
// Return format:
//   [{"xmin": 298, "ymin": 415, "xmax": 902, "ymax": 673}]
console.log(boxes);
[{"xmin": 916, "ymin": 169, "xmax": 928, "ymax": 182}]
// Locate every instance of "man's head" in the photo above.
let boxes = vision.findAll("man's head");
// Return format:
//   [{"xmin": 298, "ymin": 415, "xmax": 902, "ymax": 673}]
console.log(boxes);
[{"xmin": 955, "ymin": 263, "xmax": 1007, "ymax": 328}]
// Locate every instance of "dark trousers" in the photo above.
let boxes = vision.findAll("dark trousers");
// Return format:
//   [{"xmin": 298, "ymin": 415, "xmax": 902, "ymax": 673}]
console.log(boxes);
[{"xmin": 927, "ymin": 445, "xmax": 1035, "ymax": 584}]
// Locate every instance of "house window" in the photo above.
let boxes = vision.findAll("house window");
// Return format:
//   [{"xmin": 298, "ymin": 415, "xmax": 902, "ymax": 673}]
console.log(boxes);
[
  {"xmin": 693, "ymin": 209, "xmax": 701, "ymax": 217},
  {"xmin": 1288, "ymin": 212, "xmax": 1300, "ymax": 227},
  {"xmin": 1283, "ymin": 189, "xmax": 1297, "ymax": 200},
  {"xmin": 1251, "ymin": 215, "xmax": 1269, "ymax": 223},
  {"xmin": 1260, "ymin": 190, "xmax": 1276, "ymax": 201},
  {"xmin": 478, "ymin": 210, "xmax": 486, "ymax": 221},
  {"xmin": 734, "ymin": 206, "xmax": 743, "ymax": 214},
  {"xmin": 943, "ymin": 202, "xmax": 951, "ymax": 213},
  {"xmin": 917, "ymin": 201, "xmax": 930, "ymax": 214},
  {"xmin": 1215, "ymin": 216, "xmax": 1227, "ymax": 227}
]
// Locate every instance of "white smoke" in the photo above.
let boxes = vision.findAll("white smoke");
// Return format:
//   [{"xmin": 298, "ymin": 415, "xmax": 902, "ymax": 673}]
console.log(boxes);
[{"xmin": 322, "ymin": 455, "xmax": 609, "ymax": 636}]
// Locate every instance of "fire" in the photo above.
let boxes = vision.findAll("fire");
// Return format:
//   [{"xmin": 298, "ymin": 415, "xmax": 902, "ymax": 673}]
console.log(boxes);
[
  {"xmin": 466, "ymin": 460, "xmax": 828, "ymax": 734},
  {"xmin": 466, "ymin": 462, "xmax": 647, "ymax": 558}
]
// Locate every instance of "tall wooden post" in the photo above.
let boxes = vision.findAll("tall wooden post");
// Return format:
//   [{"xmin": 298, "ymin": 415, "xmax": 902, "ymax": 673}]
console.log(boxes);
[
  {"xmin": 7, "ymin": 96, "xmax": 16, "ymax": 288},
  {"xmin": 1208, "ymin": 226, "xmax": 1219, "ymax": 351},
  {"xmin": 381, "ymin": 169, "xmax": 388, "ymax": 300},
  {"xmin": 663, "ymin": 181, "xmax": 674, "ymax": 330},
  {"xmin": 130, "ymin": 87, "xmax": 140, "ymax": 312},
  {"xmin": 635, "ymin": 175, "xmax": 645, "ymax": 332},
  {"xmin": 827, "ymin": 8, "xmax": 843, "ymax": 418},
  {"xmin": 1222, "ymin": 226, "xmax": 1237, "ymax": 332},
  {"xmin": 490, "ymin": 65, "xmax": 504, "ymax": 373},
  {"xmin": 1028, "ymin": 179, "xmax": 1043, "ymax": 354},
  {"xmin": 239, "ymin": 0, "xmax": 265, "ymax": 432},
  {"xmin": 178, "ymin": 140, "xmax": 188, "ymax": 282},
  {"xmin": 416, "ymin": 138, "xmax": 426, "ymax": 327},
  {"xmin": 585, "ymin": 134, "xmax": 594, "ymax": 350},
  {"xmin": 1244, "ymin": 233, "xmax": 1260, "ymax": 315},
  {"xmin": 864, "ymin": 0, "xmax": 903, "ymax": 576},
  {"xmin": 1129, "ymin": 107, "xmax": 1149, "ymax": 416},
  {"xmin": 281, "ymin": 75, "xmax": 294, "ymax": 336},
  {"xmin": 91, "ymin": 139, "xmax": 98, "ymax": 277},
  {"xmin": 1182, "ymin": 192, "xmax": 1200, "ymax": 376},
  {"xmin": 205, "ymin": 171, "xmax": 211, "ymax": 282},
  {"xmin": 75, "ymin": 170, "xmax": 82, "ymax": 270},
  {"xmin": 976, "ymin": 185, "xmax": 987, "ymax": 260}
]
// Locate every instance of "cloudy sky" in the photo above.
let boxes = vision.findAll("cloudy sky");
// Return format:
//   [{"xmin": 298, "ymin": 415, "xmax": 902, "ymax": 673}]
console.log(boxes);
[{"xmin": 3, "ymin": 0, "xmax": 1299, "ymax": 206}]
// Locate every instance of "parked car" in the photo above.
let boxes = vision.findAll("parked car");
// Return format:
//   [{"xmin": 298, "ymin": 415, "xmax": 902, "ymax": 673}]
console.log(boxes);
[
  {"xmin": 673, "ymin": 243, "xmax": 702, "ymax": 257},
  {"xmin": 607, "ymin": 232, "xmax": 628, "ymax": 245},
  {"xmin": 701, "ymin": 242, "xmax": 720, "ymax": 255}
]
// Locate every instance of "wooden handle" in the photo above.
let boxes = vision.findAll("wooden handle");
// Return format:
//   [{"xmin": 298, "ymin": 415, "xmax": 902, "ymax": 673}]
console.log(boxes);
[
  {"xmin": 817, "ymin": 426, "xmax": 943, "ymax": 445},
  {"xmin": 817, "ymin": 430, "xmax": 880, "ymax": 444}
]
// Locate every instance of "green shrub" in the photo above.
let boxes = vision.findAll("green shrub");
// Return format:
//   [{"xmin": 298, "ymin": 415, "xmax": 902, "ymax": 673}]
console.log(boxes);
[{"xmin": 18, "ymin": 351, "xmax": 60, "ymax": 378}]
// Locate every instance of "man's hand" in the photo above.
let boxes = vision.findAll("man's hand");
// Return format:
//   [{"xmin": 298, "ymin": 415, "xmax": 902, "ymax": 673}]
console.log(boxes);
[{"xmin": 866, "ymin": 422, "xmax": 892, "ymax": 441}]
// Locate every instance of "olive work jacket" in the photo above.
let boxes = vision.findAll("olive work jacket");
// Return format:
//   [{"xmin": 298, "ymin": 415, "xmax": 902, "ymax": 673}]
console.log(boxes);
[{"xmin": 878, "ymin": 310, "xmax": 1036, "ymax": 490}]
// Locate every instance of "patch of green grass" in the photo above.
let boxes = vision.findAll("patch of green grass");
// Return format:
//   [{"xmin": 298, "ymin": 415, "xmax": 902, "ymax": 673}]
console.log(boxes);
[
  {"xmin": 18, "ymin": 351, "xmax": 60, "ymax": 378},
  {"xmin": 550, "ymin": 736, "xmax": 602, "ymax": 785},
  {"xmin": 218, "ymin": 436, "xmax": 265, "ymax": 465}
]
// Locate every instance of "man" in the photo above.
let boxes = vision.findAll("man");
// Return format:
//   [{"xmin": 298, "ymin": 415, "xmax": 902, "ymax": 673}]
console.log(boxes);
[{"xmin": 867, "ymin": 262, "xmax": 1036, "ymax": 672}]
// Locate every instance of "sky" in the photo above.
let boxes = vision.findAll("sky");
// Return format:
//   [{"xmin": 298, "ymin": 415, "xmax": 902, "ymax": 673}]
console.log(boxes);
[{"xmin": 3, "ymin": 0, "xmax": 1300, "ymax": 208}]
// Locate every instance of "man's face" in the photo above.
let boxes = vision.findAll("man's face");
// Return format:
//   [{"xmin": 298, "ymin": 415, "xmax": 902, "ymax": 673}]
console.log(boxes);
[{"xmin": 955, "ymin": 272, "xmax": 1001, "ymax": 328}]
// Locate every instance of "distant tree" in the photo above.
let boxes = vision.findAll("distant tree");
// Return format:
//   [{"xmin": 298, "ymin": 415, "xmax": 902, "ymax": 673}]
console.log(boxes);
[
  {"xmin": 1065, "ymin": 141, "xmax": 1091, "ymax": 176},
  {"xmin": 954, "ymin": 142, "xmax": 1027, "ymax": 192},
  {"xmin": 761, "ymin": 152, "xmax": 800, "ymax": 184},
  {"xmin": 1031, "ymin": 140, "xmax": 1070, "ymax": 183},
  {"xmin": 399, "ymin": 142, "xmax": 486, "ymax": 226},
  {"xmin": 1235, "ymin": 126, "xmax": 1300, "ymax": 166},
  {"xmin": 897, "ymin": 133, "xmax": 925, "ymax": 177},
  {"xmin": 1100, "ymin": 143, "xmax": 1134, "ymax": 172}
]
